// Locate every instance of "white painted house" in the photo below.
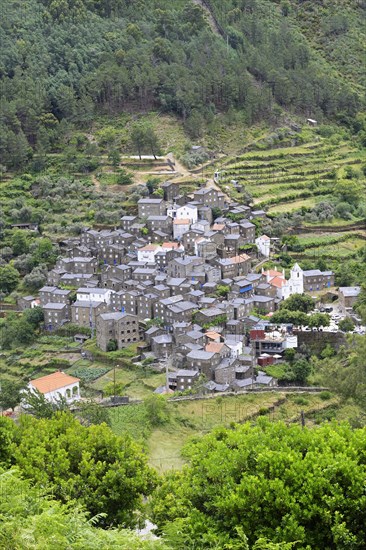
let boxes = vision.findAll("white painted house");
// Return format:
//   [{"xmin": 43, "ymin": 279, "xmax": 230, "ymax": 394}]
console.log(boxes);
[
  {"xmin": 137, "ymin": 244, "xmax": 162, "ymax": 263},
  {"xmin": 168, "ymin": 203, "xmax": 198, "ymax": 224},
  {"xmin": 76, "ymin": 287, "xmax": 113, "ymax": 305},
  {"xmin": 225, "ymin": 339, "xmax": 243, "ymax": 358},
  {"xmin": 255, "ymin": 235, "xmax": 271, "ymax": 258},
  {"xmin": 27, "ymin": 371, "xmax": 80, "ymax": 404},
  {"xmin": 173, "ymin": 219, "xmax": 191, "ymax": 240}
]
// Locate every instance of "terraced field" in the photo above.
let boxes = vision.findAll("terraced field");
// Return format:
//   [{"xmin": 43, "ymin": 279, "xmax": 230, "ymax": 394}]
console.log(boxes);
[
  {"xmin": 218, "ymin": 140, "xmax": 365, "ymax": 214},
  {"xmin": 290, "ymin": 232, "xmax": 366, "ymax": 260}
]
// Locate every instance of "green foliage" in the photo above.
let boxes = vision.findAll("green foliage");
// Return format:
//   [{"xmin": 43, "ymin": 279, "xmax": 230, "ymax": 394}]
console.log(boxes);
[
  {"xmin": 280, "ymin": 293, "xmax": 314, "ymax": 313},
  {"xmin": 216, "ymin": 284, "xmax": 230, "ymax": 298},
  {"xmin": 151, "ymin": 420, "xmax": 366, "ymax": 548},
  {"xmin": 0, "ymin": 380, "xmax": 25, "ymax": 411},
  {"xmin": 270, "ymin": 309, "xmax": 307, "ymax": 326},
  {"xmin": 338, "ymin": 317, "xmax": 355, "ymax": 333},
  {"xmin": 308, "ymin": 313, "xmax": 330, "ymax": 329},
  {"xmin": 0, "ymin": 0, "xmax": 363, "ymax": 171},
  {"xmin": 320, "ymin": 335, "xmax": 366, "ymax": 407},
  {"xmin": 0, "ymin": 309, "xmax": 43, "ymax": 350},
  {"xmin": 11, "ymin": 412, "xmax": 157, "ymax": 527},
  {"xmin": 0, "ymin": 265, "xmax": 20, "ymax": 295},
  {"xmin": 72, "ymin": 367, "xmax": 110, "ymax": 382},
  {"xmin": 0, "ymin": 468, "xmax": 167, "ymax": 549},
  {"xmin": 144, "ymin": 394, "xmax": 170, "ymax": 427},
  {"xmin": 21, "ymin": 388, "xmax": 69, "ymax": 419},
  {"xmin": 74, "ymin": 399, "xmax": 111, "ymax": 427}
]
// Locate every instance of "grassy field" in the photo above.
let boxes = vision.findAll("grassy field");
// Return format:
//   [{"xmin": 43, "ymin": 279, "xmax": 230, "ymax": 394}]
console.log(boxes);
[{"xmin": 109, "ymin": 391, "xmax": 342, "ymax": 472}]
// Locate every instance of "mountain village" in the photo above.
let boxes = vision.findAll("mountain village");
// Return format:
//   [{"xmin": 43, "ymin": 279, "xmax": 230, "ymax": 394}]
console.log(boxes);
[{"xmin": 16, "ymin": 180, "xmax": 363, "ymax": 402}]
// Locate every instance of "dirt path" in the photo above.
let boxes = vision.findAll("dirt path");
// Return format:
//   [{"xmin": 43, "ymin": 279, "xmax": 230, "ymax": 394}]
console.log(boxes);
[{"xmin": 91, "ymin": 173, "xmax": 100, "ymax": 191}]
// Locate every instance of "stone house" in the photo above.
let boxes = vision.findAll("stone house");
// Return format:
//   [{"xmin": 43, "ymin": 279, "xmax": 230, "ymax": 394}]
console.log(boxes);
[
  {"xmin": 151, "ymin": 334, "xmax": 174, "ymax": 358},
  {"xmin": 161, "ymin": 181, "xmax": 180, "ymax": 202},
  {"xmin": 43, "ymin": 303, "xmax": 70, "ymax": 330},
  {"xmin": 168, "ymin": 369, "xmax": 199, "ymax": 392},
  {"xmin": 132, "ymin": 267, "xmax": 158, "ymax": 282},
  {"xmin": 138, "ymin": 198, "xmax": 166, "ymax": 218},
  {"xmin": 136, "ymin": 292, "xmax": 158, "ymax": 320},
  {"xmin": 214, "ymin": 356, "xmax": 238, "ymax": 385},
  {"xmin": 167, "ymin": 256, "xmax": 203, "ymax": 278},
  {"xmin": 71, "ymin": 300, "xmax": 108, "ymax": 328},
  {"xmin": 39, "ymin": 286, "xmax": 72, "ymax": 306},
  {"xmin": 186, "ymin": 350, "xmax": 221, "ymax": 379},
  {"xmin": 338, "ymin": 286, "xmax": 361, "ymax": 313},
  {"xmin": 302, "ymin": 270, "xmax": 334, "ymax": 291},
  {"xmin": 59, "ymin": 273, "xmax": 98, "ymax": 287},
  {"xmin": 238, "ymin": 221, "xmax": 256, "ymax": 243},
  {"xmin": 56, "ymin": 256, "xmax": 98, "ymax": 275},
  {"xmin": 146, "ymin": 216, "xmax": 173, "ymax": 233},
  {"xmin": 193, "ymin": 188, "xmax": 225, "ymax": 209},
  {"xmin": 120, "ymin": 216, "xmax": 137, "ymax": 231},
  {"xmin": 110, "ymin": 290, "xmax": 138, "ymax": 314},
  {"xmin": 217, "ymin": 254, "xmax": 251, "ymax": 279},
  {"xmin": 96, "ymin": 312, "xmax": 140, "ymax": 351}
]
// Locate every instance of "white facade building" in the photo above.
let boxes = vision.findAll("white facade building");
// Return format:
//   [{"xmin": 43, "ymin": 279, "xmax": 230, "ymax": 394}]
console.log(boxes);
[
  {"xmin": 168, "ymin": 204, "xmax": 198, "ymax": 224},
  {"xmin": 255, "ymin": 235, "xmax": 271, "ymax": 258},
  {"xmin": 137, "ymin": 244, "xmax": 162, "ymax": 263},
  {"xmin": 281, "ymin": 263, "xmax": 304, "ymax": 300},
  {"xmin": 27, "ymin": 371, "xmax": 80, "ymax": 404},
  {"xmin": 76, "ymin": 287, "xmax": 113, "ymax": 305}
]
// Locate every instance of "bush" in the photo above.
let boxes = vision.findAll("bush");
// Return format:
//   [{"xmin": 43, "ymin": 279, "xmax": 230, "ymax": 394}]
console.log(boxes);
[{"xmin": 319, "ymin": 391, "xmax": 332, "ymax": 401}]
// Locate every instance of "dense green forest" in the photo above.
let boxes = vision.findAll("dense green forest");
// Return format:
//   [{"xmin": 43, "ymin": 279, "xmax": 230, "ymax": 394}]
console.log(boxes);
[{"xmin": 1, "ymin": 0, "xmax": 365, "ymax": 169}]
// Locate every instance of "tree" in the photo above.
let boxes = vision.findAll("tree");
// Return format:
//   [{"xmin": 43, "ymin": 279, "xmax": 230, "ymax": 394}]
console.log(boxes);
[
  {"xmin": 21, "ymin": 388, "xmax": 69, "ymax": 419},
  {"xmin": 107, "ymin": 339, "xmax": 118, "ymax": 352},
  {"xmin": 279, "ymin": 294, "xmax": 314, "ymax": 313},
  {"xmin": 146, "ymin": 177, "xmax": 160, "ymax": 195},
  {"xmin": 108, "ymin": 148, "xmax": 121, "ymax": 168},
  {"xmin": 130, "ymin": 123, "xmax": 147, "ymax": 160},
  {"xmin": 130, "ymin": 122, "xmax": 161, "ymax": 160},
  {"xmin": 0, "ymin": 469, "xmax": 167, "ymax": 549},
  {"xmin": 290, "ymin": 358, "xmax": 312, "ymax": 384},
  {"xmin": 151, "ymin": 420, "xmax": 366, "ymax": 548},
  {"xmin": 308, "ymin": 312, "xmax": 330, "ymax": 329},
  {"xmin": 11, "ymin": 230, "xmax": 29, "ymax": 256},
  {"xmin": 216, "ymin": 285, "xmax": 230, "ymax": 298},
  {"xmin": 320, "ymin": 335, "xmax": 366, "ymax": 406},
  {"xmin": 0, "ymin": 265, "xmax": 20, "ymax": 294},
  {"xmin": 23, "ymin": 266, "xmax": 48, "ymax": 290},
  {"xmin": 12, "ymin": 412, "xmax": 157, "ymax": 527},
  {"xmin": 270, "ymin": 309, "xmax": 308, "ymax": 326},
  {"xmin": 75, "ymin": 399, "xmax": 111, "ymax": 427},
  {"xmin": 0, "ymin": 380, "xmax": 25, "ymax": 411},
  {"xmin": 338, "ymin": 317, "xmax": 355, "ymax": 333},
  {"xmin": 144, "ymin": 395, "xmax": 169, "ymax": 427}
]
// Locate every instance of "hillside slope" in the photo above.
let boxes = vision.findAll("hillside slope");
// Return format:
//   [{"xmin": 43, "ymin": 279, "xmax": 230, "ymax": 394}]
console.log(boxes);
[{"xmin": 0, "ymin": 0, "xmax": 365, "ymax": 170}]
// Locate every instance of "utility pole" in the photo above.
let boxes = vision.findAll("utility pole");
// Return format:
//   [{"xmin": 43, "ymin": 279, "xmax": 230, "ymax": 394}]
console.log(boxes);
[
  {"xmin": 165, "ymin": 352, "xmax": 169, "ymax": 393},
  {"xmin": 251, "ymin": 338, "xmax": 256, "ymax": 390},
  {"xmin": 114, "ymin": 364, "xmax": 118, "ymax": 403}
]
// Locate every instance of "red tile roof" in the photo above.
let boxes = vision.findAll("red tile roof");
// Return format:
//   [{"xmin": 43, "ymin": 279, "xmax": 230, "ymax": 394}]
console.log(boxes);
[{"xmin": 30, "ymin": 371, "xmax": 80, "ymax": 394}]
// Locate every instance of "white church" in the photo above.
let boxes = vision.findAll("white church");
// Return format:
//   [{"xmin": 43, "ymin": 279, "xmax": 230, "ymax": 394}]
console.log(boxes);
[{"xmin": 263, "ymin": 263, "xmax": 304, "ymax": 300}]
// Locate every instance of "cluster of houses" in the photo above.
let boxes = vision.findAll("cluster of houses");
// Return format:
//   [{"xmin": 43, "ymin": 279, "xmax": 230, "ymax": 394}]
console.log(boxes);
[{"xmin": 19, "ymin": 181, "xmax": 336, "ymax": 393}]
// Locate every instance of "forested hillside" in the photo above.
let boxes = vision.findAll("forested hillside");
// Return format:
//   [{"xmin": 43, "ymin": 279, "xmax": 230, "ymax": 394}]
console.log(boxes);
[{"xmin": 1, "ymin": 0, "xmax": 365, "ymax": 169}]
